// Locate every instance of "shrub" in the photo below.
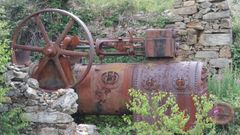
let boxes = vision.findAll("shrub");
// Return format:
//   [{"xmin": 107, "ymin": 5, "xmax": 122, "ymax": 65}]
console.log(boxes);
[
  {"xmin": 0, "ymin": 6, "xmax": 28, "ymax": 135},
  {"xmin": 124, "ymin": 89, "xmax": 215, "ymax": 135},
  {"xmin": 208, "ymin": 67, "xmax": 240, "ymax": 135}
]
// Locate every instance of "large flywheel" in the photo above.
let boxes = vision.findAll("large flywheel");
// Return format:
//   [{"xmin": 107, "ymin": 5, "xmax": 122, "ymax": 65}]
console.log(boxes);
[{"xmin": 11, "ymin": 9, "xmax": 95, "ymax": 90}]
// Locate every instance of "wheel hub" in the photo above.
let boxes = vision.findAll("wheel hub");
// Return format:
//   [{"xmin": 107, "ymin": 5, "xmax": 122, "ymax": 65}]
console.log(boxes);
[{"xmin": 43, "ymin": 46, "xmax": 58, "ymax": 57}]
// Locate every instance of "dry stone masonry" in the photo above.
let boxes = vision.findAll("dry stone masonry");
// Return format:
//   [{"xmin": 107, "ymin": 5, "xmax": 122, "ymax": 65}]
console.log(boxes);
[
  {"xmin": 1, "ymin": 63, "xmax": 98, "ymax": 135},
  {"xmin": 166, "ymin": 0, "xmax": 232, "ymax": 73}
]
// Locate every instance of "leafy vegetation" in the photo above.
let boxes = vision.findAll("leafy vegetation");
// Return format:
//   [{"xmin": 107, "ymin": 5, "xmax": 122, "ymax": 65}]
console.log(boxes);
[
  {"xmin": 232, "ymin": 16, "xmax": 240, "ymax": 69},
  {"xmin": 80, "ymin": 89, "xmax": 216, "ymax": 135},
  {"xmin": 0, "ymin": 6, "xmax": 28, "ymax": 135},
  {"xmin": 208, "ymin": 67, "xmax": 240, "ymax": 135}
]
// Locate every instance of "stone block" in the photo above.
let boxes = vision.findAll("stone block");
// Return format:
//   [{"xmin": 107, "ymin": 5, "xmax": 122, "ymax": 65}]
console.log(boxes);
[
  {"xmin": 77, "ymin": 124, "xmax": 98, "ymax": 135},
  {"xmin": 165, "ymin": 11, "xmax": 184, "ymax": 22},
  {"xmin": 187, "ymin": 21, "xmax": 204, "ymax": 30},
  {"xmin": 187, "ymin": 29, "xmax": 198, "ymax": 45},
  {"xmin": 221, "ymin": 19, "xmax": 231, "ymax": 29},
  {"xmin": 24, "ymin": 87, "xmax": 38, "ymax": 99},
  {"xmin": 38, "ymin": 127, "xmax": 58, "ymax": 135},
  {"xmin": 203, "ymin": 11, "xmax": 230, "ymax": 20},
  {"xmin": 52, "ymin": 89, "xmax": 78, "ymax": 114},
  {"xmin": 173, "ymin": 6, "xmax": 197, "ymax": 15},
  {"xmin": 195, "ymin": 51, "xmax": 219, "ymax": 59},
  {"xmin": 219, "ymin": 46, "xmax": 231, "ymax": 58},
  {"xmin": 215, "ymin": 1, "xmax": 229, "ymax": 10},
  {"xmin": 209, "ymin": 58, "xmax": 232, "ymax": 68},
  {"xmin": 199, "ymin": 34, "xmax": 232, "ymax": 46},
  {"xmin": 183, "ymin": 1, "xmax": 195, "ymax": 7},
  {"xmin": 23, "ymin": 111, "xmax": 73, "ymax": 124},
  {"xmin": 200, "ymin": 1, "xmax": 212, "ymax": 9},
  {"xmin": 27, "ymin": 78, "xmax": 39, "ymax": 89},
  {"xmin": 175, "ymin": 22, "xmax": 186, "ymax": 29}
]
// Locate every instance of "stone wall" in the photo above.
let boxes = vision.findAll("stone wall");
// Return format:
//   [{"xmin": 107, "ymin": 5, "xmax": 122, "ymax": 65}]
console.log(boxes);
[
  {"xmin": 1, "ymin": 63, "xmax": 98, "ymax": 135},
  {"xmin": 166, "ymin": 0, "xmax": 232, "ymax": 73}
]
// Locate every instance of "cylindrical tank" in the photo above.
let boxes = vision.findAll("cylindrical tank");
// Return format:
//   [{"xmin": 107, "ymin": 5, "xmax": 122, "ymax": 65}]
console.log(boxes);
[{"xmin": 75, "ymin": 61, "xmax": 207, "ymax": 129}]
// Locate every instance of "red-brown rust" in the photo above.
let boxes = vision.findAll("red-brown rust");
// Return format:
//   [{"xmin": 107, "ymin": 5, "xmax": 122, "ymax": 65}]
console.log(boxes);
[
  {"xmin": 11, "ymin": 9, "xmax": 95, "ymax": 89},
  {"xmin": 76, "ymin": 63, "xmax": 134, "ymax": 114},
  {"xmin": 145, "ymin": 29, "xmax": 175, "ymax": 58}
]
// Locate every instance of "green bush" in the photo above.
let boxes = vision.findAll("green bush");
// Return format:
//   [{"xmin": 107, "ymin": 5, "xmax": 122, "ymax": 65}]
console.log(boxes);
[
  {"xmin": 208, "ymin": 67, "xmax": 240, "ymax": 135},
  {"xmin": 0, "ymin": 6, "xmax": 28, "ymax": 135},
  {"xmin": 124, "ymin": 89, "xmax": 215, "ymax": 135}
]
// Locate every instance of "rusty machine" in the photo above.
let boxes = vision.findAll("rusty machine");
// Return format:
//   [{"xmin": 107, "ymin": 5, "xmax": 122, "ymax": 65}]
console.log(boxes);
[{"xmin": 11, "ymin": 9, "xmax": 234, "ymax": 129}]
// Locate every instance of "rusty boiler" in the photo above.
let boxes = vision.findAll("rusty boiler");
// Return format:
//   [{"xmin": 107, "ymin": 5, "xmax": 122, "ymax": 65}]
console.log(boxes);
[{"xmin": 11, "ymin": 9, "xmax": 234, "ymax": 130}]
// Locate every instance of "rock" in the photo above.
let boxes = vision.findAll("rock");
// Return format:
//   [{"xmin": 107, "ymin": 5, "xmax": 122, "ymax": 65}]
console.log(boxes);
[
  {"xmin": 27, "ymin": 78, "xmax": 39, "ymax": 89},
  {"xmin": 202, "ymin": 47, "xmax": 220, "ymax": 51},
  {"xmin": 24, "ymin": 106, "xmax": 40, "ymax": 112},
  {"xmin": 24, "ymin": 87, "xmax": 38, "ymax": 99},
  {"xmin": 173, "ymin": 5, "xmax": 197, "ymax": 15},
  {"xmin": 199, "ymin": 8, "xmax": 211, "ymax": 15},
  {"xmin": 203, "ymin": 11, "xmax": 230, "ymax": 20},
  {"xmin": 12, "ymin": 70, "xmax": 28, "ymax": 81},
  {"xmin": 184, "ymin": 17, "xmax": 190, "ymax": 23},
  {"xmin": 212, "ymin": 24, "xmax": 220, "ymax": 30},
  {"xmin": 174, "ymin": 0, "xmax": 182, "ymax": 8},
  {"xmin": 200, "ymin": 1, "xmax": 212, "ymax": 9},
  {"xmin": 179, "ymin": 44, "xmax": 190, "ymax": 51},
  {"xmin": 209, "ymin": 58, "xmax": 232, "ymax": 68},
  {"xmin": 61, "ymin": 123, "xmax": 77, "ymax": 135},
  {"xmin": 4, "ymin": 70, "xmax": 14, "ymax": 85},
  {"xmin": 23, "ymin": 111, "xmax": 73, "ymax": 123},
  {"xmin": 197, "ymin": 0, "xmax": 207, "ymax": 2},
  {"xmin": 38, "ymin": 127, "xmax": 59, "ymax": 135},
  {"xmin": 76, "ymin": 124, "xmax": 98, "ymax": 135},
  {"xmin": 0, "ymin": 104, "xmax": 9, "ymax": 112},
  {"xmin": 175, "ymin": 22, "xmax": 186, "ymax": 29},
  {"xmin": 52, "ymin": 89, "xmax": 78, "ymax": 114},
  {"xmin": 183, "ymin": 1, "xmax": 195, "ymax": 7},
  {"xmin": 187, "ymin": 29, "xmax": 197, "ymax": 45},
  {"xmin": 7, "ymin": 87, "xmax": 22, "ymax": 97},
  {"xmin": 27, "ymin": 99, "xmax": 39, "ymax": 106},
  {"xmin": 195, "ymin": 51, "xmax": 219, "ymax": 59},
  {"xmin": 165, "ymin": 11, "xmax": 184, "ymax": 22},
  {"xmin": 199, "ymin": 34, "xmax": 232, "ymax": 46},
  {"xmin": 220, "ymin": 19, "xmax": 231, "ymax": 29},
  {"xmin": 219, "ymin": 46, "xmax": 231, "ymax": 58},
  {"xmin": 215, "ymin": 1, "xmax": 229, "ymax": 10},
  {"xmin": 187, "ymin": 21, "xmax": 204, "ymax": 30},
  {"xmin": 2, "ymin": 97, "xmax": 12, "ymax": 104}
]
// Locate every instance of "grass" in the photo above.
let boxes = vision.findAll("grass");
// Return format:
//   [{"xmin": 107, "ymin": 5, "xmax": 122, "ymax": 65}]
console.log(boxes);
[{"xmin": 208, "ymin": 67, "xmax": 240, "ymax": 134}]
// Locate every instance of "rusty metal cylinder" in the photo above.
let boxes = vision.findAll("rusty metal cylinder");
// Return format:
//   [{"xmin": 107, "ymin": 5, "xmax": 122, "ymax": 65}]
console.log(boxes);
[{"xmin": 76, "ymin": 61, "xmax": 207, "ymax": 116}]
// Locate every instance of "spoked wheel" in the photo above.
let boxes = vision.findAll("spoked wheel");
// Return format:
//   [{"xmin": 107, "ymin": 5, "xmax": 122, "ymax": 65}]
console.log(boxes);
[{"xmin": 11, "ymin": 9, "xmax": 94, "ymax": 90}]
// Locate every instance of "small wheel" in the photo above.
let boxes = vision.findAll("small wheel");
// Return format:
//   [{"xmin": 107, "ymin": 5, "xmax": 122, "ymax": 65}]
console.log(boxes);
[
  {"xmin": 210, "ymin": 102, "xmax": 234, "ymax": 125},
  {"xmin": 11, "ymin": 9, "xmax": 94, "ymax": 90}
]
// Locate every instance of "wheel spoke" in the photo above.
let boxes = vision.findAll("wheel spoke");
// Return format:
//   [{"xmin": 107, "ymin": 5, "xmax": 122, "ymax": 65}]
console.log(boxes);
[
  {"xmin": 32, "ymin": 57, "xmax": 49, "ymax": 78},
  {"xmin": 55, "ymin": 18, "xmax": 75, "ymax": 46},
  {"xmin": 34, "ymin": 15, "xmax": 51, "ymax": 45},
  {"xmin": 14, "ymin": 44, "xmax": 44, "ymax": 53},
  {"xmin": 60, "ymin": 49, "xmax": 89, "ymax": 57},
  {"xmin": 54, "ymin": 58, "xmax": 69, "ymax": 86}
]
